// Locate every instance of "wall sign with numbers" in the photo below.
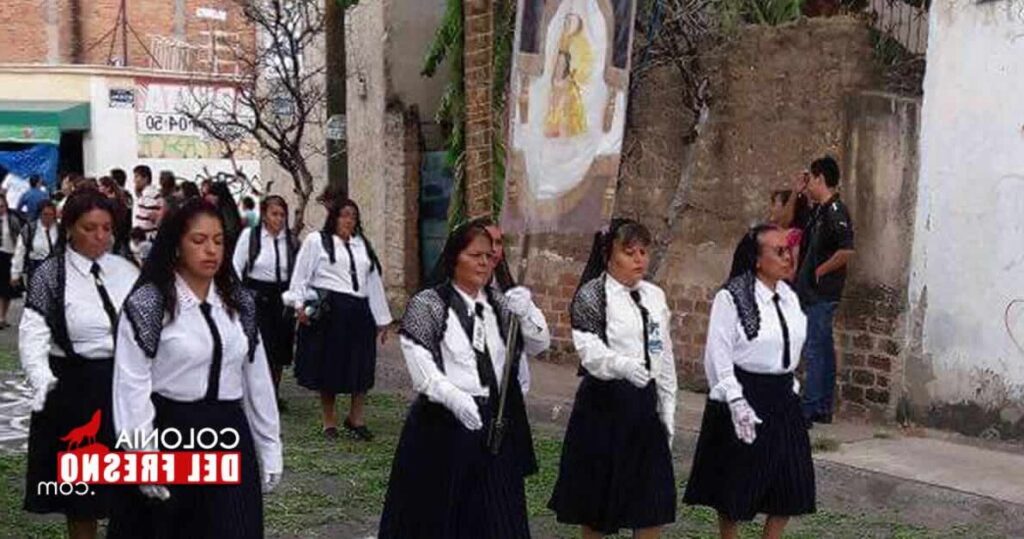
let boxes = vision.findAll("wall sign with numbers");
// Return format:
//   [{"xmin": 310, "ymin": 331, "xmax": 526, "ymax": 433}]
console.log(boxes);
[{"xmin": 137, "ymin": 112, "xmax": 199, "ymax": 136}]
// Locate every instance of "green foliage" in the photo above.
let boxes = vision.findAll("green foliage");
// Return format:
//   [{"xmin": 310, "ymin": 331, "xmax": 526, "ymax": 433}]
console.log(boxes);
[
  {"xmin": 720, "ymin": 0, "xmax": 806, "ymax": 27},
  {"xmin": 424, "ymin": 0, "xmax": 516, "ymax": 230},
  {"xmin": 423, "ymin": 0, "xmax": 467, "ymax": 230}
]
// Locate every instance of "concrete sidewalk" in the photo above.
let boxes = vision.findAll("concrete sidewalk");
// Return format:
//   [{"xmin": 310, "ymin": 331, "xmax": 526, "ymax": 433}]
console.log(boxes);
[{"xmin": 377, "ymin": 341, "xmax": 1024, "ymax": 536}]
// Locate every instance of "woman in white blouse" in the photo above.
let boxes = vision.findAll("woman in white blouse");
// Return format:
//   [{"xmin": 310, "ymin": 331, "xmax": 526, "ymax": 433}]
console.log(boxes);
[
  {"xmin": 379, "ymin": 220, "xmax": 550, "ymax": 538},
  {"xmin": 12, "ymin": 200, "xmax": 59, "ymax": 287},
  {"xmin": 20, "ymin": 188, "xmax": 139, "ymax": 539},
  {"xmin": 0, "ymin": 195, "xmax": 24, "ymax": 327},
  {"xmin": 233, "ymin": 195, "xmax": 298, "ymax": 401},
  {"xmin": 548, "ymin": 219, "xmax": 678, "ymax": 538},
  {"xmin": 285, "ymin": 198, "xmax": 391, "ymax": 441},
  {"xmin": 108, "ymin": 198, "xmax": 282, "ymax": 538},
  {"xmin": 683, "ymin": 224, "xmax": 816, "ymax": 539}
]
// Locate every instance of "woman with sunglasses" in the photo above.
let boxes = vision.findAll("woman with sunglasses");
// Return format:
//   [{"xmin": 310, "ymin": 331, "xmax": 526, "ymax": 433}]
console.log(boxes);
[{"xmin": 683, "ymin": 224, "xmax": 816, "ymax": 539}]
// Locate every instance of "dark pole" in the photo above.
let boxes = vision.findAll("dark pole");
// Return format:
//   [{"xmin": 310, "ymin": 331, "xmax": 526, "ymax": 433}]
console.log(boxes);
[
  {"xmin": 325, "ymin": 0, "xmax": 349, "ymax": 199},
  {"xmin": 121, "ymin": 0, "xmax": 128, "ymax": 66}
]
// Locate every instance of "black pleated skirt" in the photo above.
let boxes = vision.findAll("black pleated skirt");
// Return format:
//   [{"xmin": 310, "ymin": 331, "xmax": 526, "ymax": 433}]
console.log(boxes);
[
  {"xmin": 244, "ymin": 278, "xmax": 295, "ymax": 367},
  {"xmin": 107, "ymin": 395, "xmax": 264, "ymax": 539},
  {"xmin": 294, "ymin": 290, "xmax": 376, "ymax": 394},
  {"xmin": 379, "ymin": 396, "xmax": 531, "ymax": 539},
  {"xmin": 547, "ymin": 377, "xmax": 676, "ymax": 534},
  {"xmin": 0, "ymin": 250, "xmax": 15, "ymax": 298},
  {"xmin": 683, "ymin": 368, "xmax": 816, "ymax": 521},
  {"xmin": 23, "ymin": 355, "xmax": 115, "ymax": 518}
]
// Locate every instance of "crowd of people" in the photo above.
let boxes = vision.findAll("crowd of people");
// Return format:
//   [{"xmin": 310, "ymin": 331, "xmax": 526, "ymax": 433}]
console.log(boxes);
[{"xmin": 11, "ymin": 153, "xmax": 853, "ymax": 539}]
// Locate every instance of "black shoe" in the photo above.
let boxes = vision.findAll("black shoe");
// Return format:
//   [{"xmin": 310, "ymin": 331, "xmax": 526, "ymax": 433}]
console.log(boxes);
[
  {"xmin": 812, "ymin": 413, "xmax": 833, "ymax": 425},
  {"xmin": 343, "ymin": 419, "xmax": 374, "ymax": 442},
  {"xmin": 323, "ymin": 426, "xmax": 340, "ymax": 440}
]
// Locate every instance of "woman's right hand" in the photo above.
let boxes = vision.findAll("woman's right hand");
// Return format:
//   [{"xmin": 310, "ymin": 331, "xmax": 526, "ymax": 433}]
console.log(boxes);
[
  {"xmin": 295, "ymin": 306, "xmax": 310, "ymax": 326},
  {"xmin": 30, "ymin": 374, "xmax": 57, "ymax": 412}
]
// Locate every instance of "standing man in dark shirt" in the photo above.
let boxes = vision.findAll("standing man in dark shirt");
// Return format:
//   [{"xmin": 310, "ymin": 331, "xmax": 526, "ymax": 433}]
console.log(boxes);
[{"xmin": 796, "ymin": 156, "xmax": 855, "ymax": 425}]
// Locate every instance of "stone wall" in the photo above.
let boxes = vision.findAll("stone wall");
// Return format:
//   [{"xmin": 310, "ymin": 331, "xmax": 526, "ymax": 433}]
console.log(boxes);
[
  {"xmin": 834, "ymin": 92, "xmax": 920, "ymax": 419},
  {"xmin": 517, "ymin": 18, "xmax": 923, "ymax": 418}
]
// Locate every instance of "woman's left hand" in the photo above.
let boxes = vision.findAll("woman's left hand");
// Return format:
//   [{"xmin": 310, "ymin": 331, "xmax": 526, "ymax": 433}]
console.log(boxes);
[
  {"xmin": 378, "ymin": 325, "xmax": 390, "ymax": 345},
  {"xmin": 504, "ymin": 287, "xmax": 534, "ymax": 318}
]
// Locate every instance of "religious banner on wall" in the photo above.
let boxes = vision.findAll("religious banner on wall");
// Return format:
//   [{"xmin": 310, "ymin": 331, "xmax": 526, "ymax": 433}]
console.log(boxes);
[{"xmin": 501, "ymin": 0, "xmax": 638, "ymax": 234}]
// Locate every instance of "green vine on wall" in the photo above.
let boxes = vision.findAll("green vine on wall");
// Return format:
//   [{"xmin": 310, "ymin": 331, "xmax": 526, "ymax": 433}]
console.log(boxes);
[{"xmin": 423, "ymin": 0, "xmax": 515, "ymax": 230}]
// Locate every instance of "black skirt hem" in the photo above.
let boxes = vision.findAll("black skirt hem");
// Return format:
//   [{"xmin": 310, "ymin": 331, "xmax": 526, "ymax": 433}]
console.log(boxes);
[{"xmin": 294, "ymin": 291, "xmax": 376, "ymax": 395}]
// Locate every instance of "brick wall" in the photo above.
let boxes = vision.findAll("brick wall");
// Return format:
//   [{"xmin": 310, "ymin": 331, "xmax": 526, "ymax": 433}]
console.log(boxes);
[
  {"xmin": 463, "ymin": 0, "xmax": 493, "ymax": 218},
  {"xmin": 0, "ymin": 0, "xmax": 253, "ymax": 69},
  {"xmin": 0, "ymin": 1, "xmax": 49, "ymax": 63}
]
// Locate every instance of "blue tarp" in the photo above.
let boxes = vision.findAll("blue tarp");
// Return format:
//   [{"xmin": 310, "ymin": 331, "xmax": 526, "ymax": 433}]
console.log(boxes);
[{"xmin": 0, "ymin": 144, "xmax": 59, "ymax": 189}]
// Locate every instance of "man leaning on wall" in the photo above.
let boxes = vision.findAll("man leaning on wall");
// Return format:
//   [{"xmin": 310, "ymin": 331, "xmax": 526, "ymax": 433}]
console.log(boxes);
[{"xmin": 795, "ymin": 156, "xmax": 855, "ymax": 426}]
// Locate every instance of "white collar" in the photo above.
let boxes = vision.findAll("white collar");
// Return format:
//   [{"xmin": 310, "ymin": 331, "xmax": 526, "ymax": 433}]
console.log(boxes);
[
  {"xmin": 605, "ymin": 273, "xmax": 643, "ymax": 295},
  {"xmin": 452, "ymin": 284, "xmax": 486, "ymax": 313},
  {"xmin": 174, "ymin": 273, "xmax": 223, "ymax": 311},
  {"xmin": 755, "ymin": 277, "xmax": 792, "ymax": 306},
  {"xmin": 261, "ymin": 226, "xmax": 285, "ymax": 240},
  {"xmin": 67, "ymin": 248, "xmax": 104, "ymax": 277}
]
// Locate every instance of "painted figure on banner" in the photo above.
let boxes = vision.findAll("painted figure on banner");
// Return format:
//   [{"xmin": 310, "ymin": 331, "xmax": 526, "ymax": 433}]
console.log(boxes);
[
  {"xmin": 505, "ymin": 0, "xmax": 638, "ymax": 234},
  {"xmin": 544, "ymin": 13, "xmax": 592, "ymax": 139}
]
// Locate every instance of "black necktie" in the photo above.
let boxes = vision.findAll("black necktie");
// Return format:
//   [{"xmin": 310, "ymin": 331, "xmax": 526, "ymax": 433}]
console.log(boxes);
[
  {"xmin": 629, "ymin": 290, "xmax": 651, "ymax": 371},
  {"xmin": 198, "ymin": 302, "xmax": 224, "ymax": 401},
  {"xmin": 473, "ymin": 302, "xmax": 499, "ymax": 397},
  {"xmin": 90, "ymin": 263, "xmax": 119, "ymax": 330},
  {"xmin": 273, "ymin": 235, "xmax": 282, "ymax": 284},
  {"xmin": 44, "ymin": 227, "xmax": 53, "ymax": 252},
  {"xmin": 772, "ymin": 294, "xmax": 792, "ymax": 369},
  {"xmin": 343, "ymin": 239, "xmax": 359, "ymax": 292}
]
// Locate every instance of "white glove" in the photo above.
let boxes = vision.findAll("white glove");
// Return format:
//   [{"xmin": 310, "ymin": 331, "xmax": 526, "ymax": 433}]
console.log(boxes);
[
  {"xmin": 728, "ymin": 398, "xmax": 763, "ymax": 445},
  {"xmin": 27, "ymin": 371, "xmax": 57, "ymax": 413},
  {"xmin": 792, "ymin": 377, "xmax": 801, "ymax": 396},
  {"xmin": 262, "ymin": 472, "xmax": 282, "ymax": 494},
  {"xmin": 139, "ymin": 485, "xmax": 171, "ymax": 501},
  {"xmin": 439, "ymin": 384, "xmax": 483, "ymax": 431},
  {"xmin": 618, "ymin": 360, "xmax": 651, "ymax": 389},
  {"xmin": 661, "ymin": 411, "xmax": 675, "ymax": 449},
  {"xmin": 504, "ymin": 286, "xmax": 533, "ymax": 318}
]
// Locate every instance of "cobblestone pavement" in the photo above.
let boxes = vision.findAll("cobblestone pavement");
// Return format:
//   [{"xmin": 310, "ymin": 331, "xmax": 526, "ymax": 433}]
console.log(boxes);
[{"xmin": 0, "ymin": 301, "xmax": 29, "ymax": 454}]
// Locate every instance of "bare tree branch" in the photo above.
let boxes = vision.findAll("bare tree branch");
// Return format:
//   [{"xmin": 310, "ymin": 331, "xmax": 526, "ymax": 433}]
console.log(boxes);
[{"xmin": 179, "ymin": 0, "xmax": 327, "ymax": 233}]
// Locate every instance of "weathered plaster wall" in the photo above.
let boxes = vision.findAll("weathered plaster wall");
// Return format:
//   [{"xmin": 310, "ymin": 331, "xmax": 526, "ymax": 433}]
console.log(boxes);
[{"xmin": 908, "ymin": 0, "xmax": 1024, "ymax": 439}]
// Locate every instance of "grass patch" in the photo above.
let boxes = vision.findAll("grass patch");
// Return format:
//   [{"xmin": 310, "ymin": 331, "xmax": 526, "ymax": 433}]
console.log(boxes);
[
  {"xmin": 0, "ymin": 349, "xmax": 18, "ymax": 374},
  {"xmin": 0, "ymin": 380, "xmax": 1005, "ymax": 538},
  {"xmin": 811, "ymin": 436, "xmax": 841, "ymax": 453},
  {"xmin": 874, "ymin": 430, "xmax": 894, "ymax": 440}
]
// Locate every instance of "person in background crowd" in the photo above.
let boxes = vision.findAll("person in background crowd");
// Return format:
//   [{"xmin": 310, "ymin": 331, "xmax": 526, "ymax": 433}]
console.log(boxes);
[
  {"xmin": 240, "ymin": 196, "xmax": 259, "ymax": 230},
  {"xmin": 12, "ymin": 201, "xmax": 58, "ymax": 287},
  {"xmin": 548, "ymin": 219, "xmax": 678, "ymax": 539},
  {"xmin": 233, "ymin": 195, "xmax": 298, "ymax": 404},
  {"xmin": 379, "ymin": 220, "xmax": 550, "ymax": 538},
  {"xmin": 54, "ymin": 173, "xmax": 82, "ymax": 215},
  {"xmin": 472, "ymin": 216, "xmax": 516, "ymax": 293},
  {"xmin": 3, "ymin": 172, "xmax": 30, "ymax": 212},
  {"xmin": 109, "ymin": 168, "xmax": 130, "ymax": 196},
  {"xmin": 20, "ymin": 188, "xmax": 139, "ymax": 539},
  {"xmin": 0, "ymin": 197, "xmax": 25, "ymax": 327},
  {"xmin": 99, "ymin": 176, "xmax": 134, "ymax": 260},
  {"xmin": 768, "ymin": 174, "xmax": 812, "ymax": 279},
  {"xmin": 131, "ymin": 165, "xmax": 162, "ymax": 240},
  {"xmin": 795, "ymin": 156, "xmax": 855, "ymax": 426},
  {"xmin": 109, "ymin": 199, "xmax": 282, "ymax": 538},
  {"xmin": 683, "ymin": 224, "xmax": 816, "ymax": 539},
  {"xmin": 204, "ymin": 182, "xmax": 243, "ymax": 254},
  {"xmin": 285, "ymin": 198, "xmax": 391, "ymax": 441},
  {"xmin": 17, "ymin": 175, "xmax": 50, "ymax": 222},
  {"xmin": 129, "ymin": 227, "xmax": 152, "ymax": 266},
  {"xmin": 179, "ymin": 180, "xmax": 201, "ymax": 201},
  {"xmin": 158, "ymin": 171, "xmax": 179, "ymax": 216}
]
